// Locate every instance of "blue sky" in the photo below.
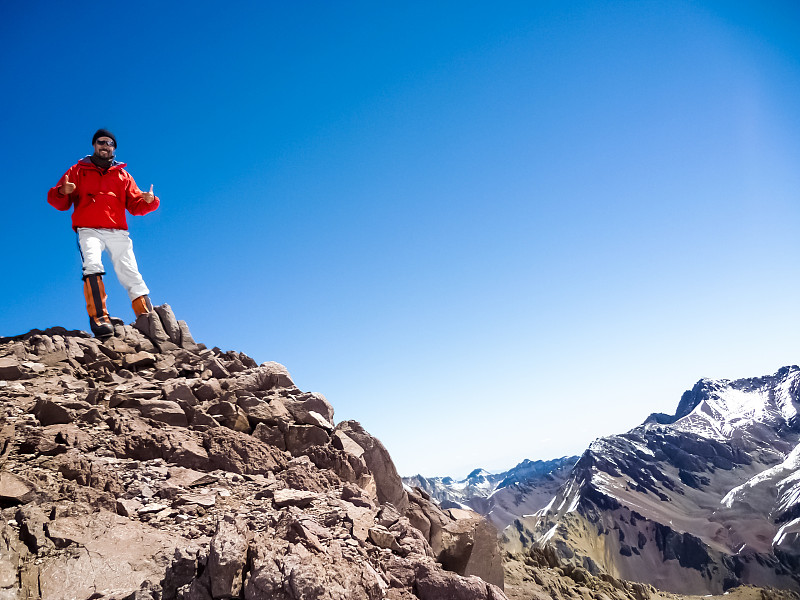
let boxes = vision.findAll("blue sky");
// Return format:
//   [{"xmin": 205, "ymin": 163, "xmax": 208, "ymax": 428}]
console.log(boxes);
[{"xmin": 2, "ymin": 1, "xmax": 799, "ymax": 478}]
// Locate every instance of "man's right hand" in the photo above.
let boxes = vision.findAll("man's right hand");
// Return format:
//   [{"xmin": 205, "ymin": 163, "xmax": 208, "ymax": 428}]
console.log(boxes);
[{"xmin": 59, "ymin": 175, "xmax": 76, "ymax": 195}]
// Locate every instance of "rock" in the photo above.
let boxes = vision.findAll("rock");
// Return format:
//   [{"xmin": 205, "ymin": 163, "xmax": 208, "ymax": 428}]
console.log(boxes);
[
  {"xmin": 283, "ymin": 393, "xmax": 335, "ymax": 427},
  {"xmin": 415, "ymin": 561, "xmax": 508, "ymax": 600},
  {"xmin": 0, "ymin": 326, "xmax": 513, "ymax": 600},
  {"xmin": 273, "ymin": 489, "xmax": 317, "ymax": 508},
  {"xmin": 251, "ymin": 422, "xmax": 287, "ymax": 451},
  {"xmin": 32, "ymin": 398, "xmax": 73, "ymax": 425},
  {"xmin": 38, "ymin": 510, "xmax": 191, "ymax": 600},
  {"xmin": 237, "ymin": 394, "xmax": 292, "ymax": 425},
  {"xmin": 235, "ymin": 362, "xmax": 294, "ymax": 391},
  {"xmin": 285, "ymin": 423, "xmax": 330, "ymax": 455},
  {"xmin": 208, "ymin": 514, "xmax": 248, "ymax": 599},
  {"xmin": 202, "ymin": 427, "xmax": 287, "ymax": 475},
  {"xmin": 154, "ymin": 304, "xmax": 183, "ymax": 345},
  {"xmin": 132, "ymin": 399, "xmax": 189, "ymax": 427},
  {"xmin": 207, "ymin": 401, "xmax": 251, "ymax": 432},
  {"xmin": 0, "ymin": 357, "xmax": 23, "ymax": 380},
  {"xmin": 123, "ymin": 351, "xmax": 157, "ymax": 370},
  {"xmin": 0, "ymin": 473, "xmax": 35, "ymax": 505},
  {"xmin": 369, "ymin": 525, "xmax": 402, "ymax": 551},
  {"xmin": 162, "ymin": 380, "xmax": 198, "ymax": 405},
  {"xmin": 336, "ymin": 421, "xmax": 408, "ymax": 513},
  {"xmin": 194, "ymin": 379, "xmax": 223, "ymax": 402}
]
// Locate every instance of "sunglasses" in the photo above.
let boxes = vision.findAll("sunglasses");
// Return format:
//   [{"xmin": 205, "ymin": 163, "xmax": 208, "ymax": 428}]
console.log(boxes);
[{"xmin": 95, "ymin": 139, "xmax": 115, "ymax": 147}]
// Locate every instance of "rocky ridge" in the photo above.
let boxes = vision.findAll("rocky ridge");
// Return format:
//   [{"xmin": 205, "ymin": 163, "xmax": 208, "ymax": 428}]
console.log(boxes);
[{"xmin": 0, "ymin": 307, "xmax": 506, "ymax": 600}]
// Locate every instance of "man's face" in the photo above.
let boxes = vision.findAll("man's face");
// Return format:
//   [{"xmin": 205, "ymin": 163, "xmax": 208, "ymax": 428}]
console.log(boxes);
[{"xmin": 93, "ymin": 137, "xmax": 116, "ymax": 160}]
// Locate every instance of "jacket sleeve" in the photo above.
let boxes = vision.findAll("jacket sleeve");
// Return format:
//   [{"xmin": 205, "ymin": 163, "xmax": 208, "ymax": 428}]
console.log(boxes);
[
  {"xmin": 47, "ymin": 166, "xmax": 78, "ymax": 211},
  {"xmin": 124, "ymin": 172, "xmax": 160, "ymax": 216}
]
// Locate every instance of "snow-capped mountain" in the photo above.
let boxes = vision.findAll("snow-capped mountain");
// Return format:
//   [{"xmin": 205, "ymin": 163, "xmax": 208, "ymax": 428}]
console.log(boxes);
[
  {"xmin": 403, "ymin": 456, "xmax": 578, "ymax": 530},
  {"xmin": 503, "ymin": 366, "xmax": 800, "ymax": 595}
]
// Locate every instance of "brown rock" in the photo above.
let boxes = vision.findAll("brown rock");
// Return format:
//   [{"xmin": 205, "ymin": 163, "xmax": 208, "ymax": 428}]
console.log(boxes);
[
  {"xmin": 0, "ymin": 357, "xmax": 23, "ymax": 380},
  {"xmin": 32, "ymin": 398, "xmax": 73, "ymax": 426},
  {"xmin": 203, "ymin": 427, "xmax": 287, "ymax": 475},
  {"xmin": 123, "ymin": 351, "xmax": 157, "ymax": 370},
  {"xmin": 252, "ymin": 422, "xmax": 287, "ymax": 451},
  {"xmin": 38, "ymin": 510, "xmax": 192, "ymax": 600},
  {"xmin": 234, "ymin": 362, "xmax": 294, "ymax": 392},
  {"xmin": 132, "ymin": 399, "xmax": 189, "ymax": 427},
  {"xmin": 237, "ymin": 394, "xmax": 292, "ymax": 425},
  {"xmin": 415, "ymin": 561, "xmax": 508, "ymax": 600},
  {"xmin": 283, "ymin": 392, "xmax": 335, "ymax": 426},
  {"xmin": 273, "ymin": 489, "xmax": 317, "ymax": 508},
  {"xmin": 0, "ymin": 473, "xmax": 35, "ymax": 505},
  {"xmin": 194, "ymin": 379, "xmax": 223, "ymax": 402},
  {"xmin": 154, "ymin": 304, "xmax": 183, "ymax": 345},
  {"xmin": 285, "ymin": 424, "xmax": 330, "ymax": 456},
  {"xmin": 336, "ymin": 421, "xmax": 408, "ymax": 513},
  {"xmin": 207, "ymin": 401, "xmax": 251, "ymax": 432},
  {"xmin": 162, "ymin": 380, "xmax": 198, "ymax": 405},
  {"xmin": 208, "ymin": 514, "xmax": 249, "ymax": 599}
]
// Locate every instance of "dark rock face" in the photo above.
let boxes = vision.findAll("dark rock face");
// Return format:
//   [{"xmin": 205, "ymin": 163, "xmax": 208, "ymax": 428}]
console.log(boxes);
[{"xmin": 0, "ymin": 310, "xmax": 505, "ymax": 600}]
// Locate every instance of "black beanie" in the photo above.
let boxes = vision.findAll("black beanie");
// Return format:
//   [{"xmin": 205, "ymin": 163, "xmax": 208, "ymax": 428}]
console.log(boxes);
[{"xmin": 92, "ymin": 128, "xmax": 117, "ymax": 147}]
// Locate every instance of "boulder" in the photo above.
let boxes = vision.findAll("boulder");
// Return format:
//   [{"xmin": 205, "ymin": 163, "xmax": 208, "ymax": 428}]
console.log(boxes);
[
  {"xmin": 336, "ymin": 420, "xmax": 407, "ymax": 513},
  {"xmin": 0, "ymin": 357, "xmax": 23, "ymax": 381},
  {"xmin": 37, "ymin": 510, "xmax": 193, "ymax": 600},
  {"xmin": 207, "ymin": 514, "xmax": 249, "ymax": 599}
]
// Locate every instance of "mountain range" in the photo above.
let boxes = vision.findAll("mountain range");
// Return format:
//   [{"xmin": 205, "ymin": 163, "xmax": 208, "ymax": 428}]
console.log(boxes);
[{"xmin": 407, "ymin": 366, "xmax": 800, "ymax": 595}]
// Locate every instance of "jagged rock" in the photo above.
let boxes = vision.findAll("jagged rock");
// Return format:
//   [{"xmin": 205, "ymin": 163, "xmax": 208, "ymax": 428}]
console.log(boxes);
[
  {"xmin": 336, "ymin": 420, "xmax": 408, "ymax": 513},
  {"xmin": 162, "ymin": 380, "xmax": 199, "ymax": 405},
  {"xmin": 194, "ymin": 378, "xmax": 223, "ymax": 402},
  {"xmin": 154, "ymin": 304, "xmax": 182, "ymax": 345},
  {"xmin": 123, "ymin": 350, "xmax": 157, "ymax": 370},
  {"xmin": 285, "ymin": 423, "xmax": 330, "ymax": 455},
  {"xmin": 127, "ymin": 398, "xmax": 189, "ymax": 427},
  {"xmin": 274, "ymin": 488, "xmax": 317, "ymax": 508},
  {"xmin": 237, "ymin": 393, "xmax": 292, "ymax": 425},
  {"xmin": 203, "ymin": 427, "xmax": 287, "ymax": 474},
  {"xmin": 234, "ymin": 362, "xmax": 295, "ymax": 391},
  {"xmin": 252, "ymin": 422, "xmax": 287, "ymax": 450},
  {"xmin": 32, "ymin": 398, "xmax": 73, "ymax": 425},
  {"xmin": 415, "ymin": 561, "xmax": 508, "ymax": 600},
  {"xmin": 207, "ymin": 400, "xmax": 251, "ymax": 432},
  {"xmin": 283, "ymin": 392, "xmax": 335, "ymax": 427},
  {"xmin": 0, "ymin": 357, "xmax": 23, "ymax": 381},
  {"xmin": 37, "ymin": 510, "xmax": 192, "ymax": 600},
  {"xmin": 208, "ymin": 514, "xmax": 249, "ymax": 599},
  {"xmin": 0, "ymin": 473, "xmax": 35, "ymax": 505}
]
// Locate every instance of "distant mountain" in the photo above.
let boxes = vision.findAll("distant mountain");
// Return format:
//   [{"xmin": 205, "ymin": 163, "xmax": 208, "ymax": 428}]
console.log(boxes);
[
  {"xmin": 403, "ymin": 456, "xmax": 578, "ymax": 530},
  {"xmin": 503, "ymin": 366, "xmax": 800, "ymax": 595}
]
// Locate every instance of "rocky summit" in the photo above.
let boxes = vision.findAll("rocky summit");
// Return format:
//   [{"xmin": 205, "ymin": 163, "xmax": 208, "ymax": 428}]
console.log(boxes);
[{"xmin": 0, "ymin": 306, "xmax": 506, "ymax": 600}]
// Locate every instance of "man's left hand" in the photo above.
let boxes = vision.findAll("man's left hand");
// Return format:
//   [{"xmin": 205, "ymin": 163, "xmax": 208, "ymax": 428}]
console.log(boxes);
[{"xmin": 143, "ymin": 184, "xmax": 156, "ymax": 204}]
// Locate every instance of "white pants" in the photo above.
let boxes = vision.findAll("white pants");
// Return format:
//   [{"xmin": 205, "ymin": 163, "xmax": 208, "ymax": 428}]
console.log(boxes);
[{"xmin": 77, "ymin": 228, "xmax": 150, "ymax": 301}]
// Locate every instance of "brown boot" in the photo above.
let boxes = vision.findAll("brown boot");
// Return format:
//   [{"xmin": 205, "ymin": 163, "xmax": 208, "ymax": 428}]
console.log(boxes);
[
  {"xmin": 83, "ymin": 274, "xmax": 114, "ymax": 338},
  {"xmin": 132, "ymin": 294, "xmax": 153, "ymax": 317}
]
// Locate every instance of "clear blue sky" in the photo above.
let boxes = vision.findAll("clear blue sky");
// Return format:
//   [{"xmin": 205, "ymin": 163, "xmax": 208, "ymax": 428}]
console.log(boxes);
[{"xmin": 2, "ymin": 1, "xmax": 799, "ymax": 478}]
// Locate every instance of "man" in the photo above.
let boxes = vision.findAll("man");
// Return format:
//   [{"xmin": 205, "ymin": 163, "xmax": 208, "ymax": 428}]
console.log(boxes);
[{"xmin": 48, "ymin": 129, "xmax": 160, "ymax": 338}]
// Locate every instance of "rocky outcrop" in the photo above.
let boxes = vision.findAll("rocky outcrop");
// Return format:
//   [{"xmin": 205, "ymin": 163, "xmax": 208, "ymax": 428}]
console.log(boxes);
[{"xmin": 0, "ymin": 309, "xmax": 505, "ymax": 600}]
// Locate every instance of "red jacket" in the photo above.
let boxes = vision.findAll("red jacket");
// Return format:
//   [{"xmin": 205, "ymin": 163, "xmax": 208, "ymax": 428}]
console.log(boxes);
[{"xmin": 47, "ymin": 157, "xmax": 160, "ymax": 230}]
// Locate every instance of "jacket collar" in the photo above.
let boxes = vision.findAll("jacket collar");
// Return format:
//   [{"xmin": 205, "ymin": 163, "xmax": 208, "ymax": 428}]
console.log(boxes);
[{"xmin": 77, "ymin": 156, "xmax": 127, "ymax": 170}]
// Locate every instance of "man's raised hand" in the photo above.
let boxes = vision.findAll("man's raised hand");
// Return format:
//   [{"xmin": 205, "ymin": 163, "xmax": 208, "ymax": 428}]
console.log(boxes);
[
  {"xmin": 60, "ymin": 175, "xmax": 76, "ymax": 196},
  {"xmin": 143, "ymin": 184, "xmax": 155, "ymax": 204}
]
